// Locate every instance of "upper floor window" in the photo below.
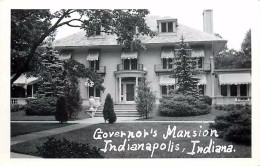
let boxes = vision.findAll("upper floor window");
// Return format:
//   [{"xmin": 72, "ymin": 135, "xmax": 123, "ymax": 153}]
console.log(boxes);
[
  {"xmin": 89, "ymin": 60, "xmax": 99, "ymax": 70},
  {"xmin": 86, "ymin": 49, "xmax": 100, "ymax": 70},
  {"xmin": 195, "ymin": 57, "xmax": 203, "ymax": 69},
  {"xmin": 161, "ymin": 22, "xmax": 173, "ymax": 33},
  {"xmin": 162, "ymin": 58, "xmax": 174, "ymax": 69},
  {"xmin": 157, "ymin": 19, "xmax": 177, "ymax": 34}
]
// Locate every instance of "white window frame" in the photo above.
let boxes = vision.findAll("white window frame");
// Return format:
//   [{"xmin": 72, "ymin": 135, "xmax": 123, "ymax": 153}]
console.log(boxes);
[{"xmin": 161, "ymin": 22, "xmax": 174, "ymax": 33}]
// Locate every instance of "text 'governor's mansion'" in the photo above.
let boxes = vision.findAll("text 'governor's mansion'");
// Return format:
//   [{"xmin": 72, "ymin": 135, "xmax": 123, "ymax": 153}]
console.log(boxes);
[{"xmin": 12, "ymin": 9, "xmax": 251, "ymax": 108}]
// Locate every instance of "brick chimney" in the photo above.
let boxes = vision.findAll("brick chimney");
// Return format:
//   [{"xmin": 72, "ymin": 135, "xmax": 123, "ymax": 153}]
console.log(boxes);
[{"xmin": 203, "ymin": 9, "xmax": 213, "ymax": 34}]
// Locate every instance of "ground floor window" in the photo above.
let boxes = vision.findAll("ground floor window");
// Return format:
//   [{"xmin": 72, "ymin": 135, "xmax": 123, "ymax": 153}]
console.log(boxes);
[
  {"xmin": 198, "ymin": 85, "xmax": 206, "ymax": 95},
  {"xmin": 161, "ymin": 85, "xmax": 175, "ymax": 96},
  {"xmin": 220, "ymin": 84, "xmax": 249, "ymax": 97},
  {"xmin": 88, "ymin": 87, "xmax": 100, "ymax": 98}
]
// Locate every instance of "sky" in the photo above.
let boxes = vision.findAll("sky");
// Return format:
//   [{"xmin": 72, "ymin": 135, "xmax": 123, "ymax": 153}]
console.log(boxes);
[{"xmin": 54, "ymin": 0, "xmax": 256, "ymax": 50}]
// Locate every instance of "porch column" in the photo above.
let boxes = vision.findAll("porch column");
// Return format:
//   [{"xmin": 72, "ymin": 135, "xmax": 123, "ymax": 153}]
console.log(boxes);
[
  {"xmin": 210, "ymin": 55, "xmax": 214, "ymax": 98},
  {"xmin": 135, "ymin": 77, "xmax": 138, "ymax": 97},
  {"xmin": 119, "ymin": 77, "xmax": 121, "ymax": 103}
]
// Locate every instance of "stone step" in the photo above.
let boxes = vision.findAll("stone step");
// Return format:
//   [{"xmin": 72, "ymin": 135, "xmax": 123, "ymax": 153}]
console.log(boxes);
[
  {"xmin": 98, "ymin": 104, "xmax": 137, "ymax": 110},
  {"xmin": 95, "ymin": 110, "xmax": 140, "ymax": 117}
]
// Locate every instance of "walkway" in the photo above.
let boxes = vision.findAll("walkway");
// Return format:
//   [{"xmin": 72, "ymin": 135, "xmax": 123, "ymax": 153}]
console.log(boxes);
[{"xmin": 11, "ymin": 116, "xmax": 214, "ymax": 158}]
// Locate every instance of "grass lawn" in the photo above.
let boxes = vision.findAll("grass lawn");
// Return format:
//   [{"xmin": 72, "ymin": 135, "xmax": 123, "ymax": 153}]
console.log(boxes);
[
  {"xmin": 11, "ymin": 123, "xmax": 75, "ymax": 137},
  {"xmin": 137, "ymin": 108, "xmax": 227, "ymax": 122},
  {"xmin": 11, "ymin": 122, "xmax": 251, "ymax": 158},
  {"xmin": 11, "ymin": 109, "xmax": 91, "ymax": 121}
]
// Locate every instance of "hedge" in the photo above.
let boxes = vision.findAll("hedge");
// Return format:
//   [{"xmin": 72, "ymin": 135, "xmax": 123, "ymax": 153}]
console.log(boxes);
[{"xmin": 25, "ymin": 97, "xmax": 57, "ymax": 116}]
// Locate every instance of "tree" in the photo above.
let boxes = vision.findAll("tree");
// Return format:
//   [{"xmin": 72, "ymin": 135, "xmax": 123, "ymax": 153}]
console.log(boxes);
[
  {"xmin": 103, "ymin": 94, "xmax": 117, "ymax": 124},
  {"xmin": 241, "ymin": 29, "xmax": 251, "ymax": 58},
  {"xmin": 171, "ymin": 36, "xmax": 200, "ymax": 98},
  {"xmin": 11, "ymin": 9, "xmax": 156, "ymax": 85},
  {"xmin": 35, "ymin": 45, "xmax": 65, "ymax": 98},
  {"xmin": 55, "ymin": 96, "xmax": 68, "ymax": 123},
  {"xmin": 135, "ymin": 78, "xmax": 156, "ymax": 119}
]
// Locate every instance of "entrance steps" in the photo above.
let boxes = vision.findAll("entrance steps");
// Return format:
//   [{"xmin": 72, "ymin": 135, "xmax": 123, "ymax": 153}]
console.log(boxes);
[{"xmin": 95, "ymin": 104, "xmax": 140, "ymax": 117}]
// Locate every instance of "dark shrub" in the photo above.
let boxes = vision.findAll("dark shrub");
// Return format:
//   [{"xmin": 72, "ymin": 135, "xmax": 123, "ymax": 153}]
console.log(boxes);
[
  {"xmin": 25, "ymin": 97, "xmax": 57, "ymax": 115},
  {"xmin": 158, "ymin": 93, "xmax": 211, "ymax": 117},
  {"xmin": 103, "ymin": 94, "xmax": 117, "ymax": 123},
  {"xmin": 209, "ymin": 104, "xmax": 251, "ymax": 145},
  {"xmin": 214, "ymin": 104, "xmax": 246, "ymax": 111},
  {"xmin": 11, "ymin": 104, "xmax": 27, "ymax": 112},
  {"xmin": 200, "ymin": 95, "xmax": 212, "ymax": 106},
  {"xmin": 55, "ymin": 96, "xmax": 68, "ymax": 123},
  {"xmin": 37, "ymin": 137, "xmax": 104, "ymax": 158}
]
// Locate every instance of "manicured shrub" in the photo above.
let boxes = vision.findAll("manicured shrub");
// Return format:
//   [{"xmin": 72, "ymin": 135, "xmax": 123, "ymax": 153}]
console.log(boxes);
[
  {"xmin": 55, "ymin": 96, "xmax": 68, "ymax": 123},
  {"xmin": 11, "ymin": 104, "xmax": 27, "ymax": 112},
  {"xmin": 25, "ymin": 97, "xmax": 57, "ymax": 115},
  {"xmin": 135, "ymin": 79, "xmax": 156, "ymax": 119},
  {"xmin": 158, "ymin": 93, "xmax": 211, "ymax": 117},
  {"xmin": 214, "ymin": 104, "xmax": 246, "ymax": 111},
  {"xmin": 200, "ymin": 95, "xmax": 212, "ymax": 106},
  {"xmin": 36, "ymin": 137, "xmax": 104, "ymax": 158},
  {"xmin": 103, "ymin": 94, "xmax": 117, "ymax": 123},
  {"xmin": 209, "ymin": 104, "xmax": 251, "ymax": 145}
]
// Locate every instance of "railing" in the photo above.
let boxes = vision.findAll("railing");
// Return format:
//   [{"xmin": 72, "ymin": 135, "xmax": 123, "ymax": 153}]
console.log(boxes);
[
  {"xmin": 89, "ymin": 66, "xmax": 106, "ymax": 74},
  {"xmin": 213, "ymin": 96, "xmax": 251, "ymax": 105},
  {"xmin": 117, "ymin": 64, "xmax": 144, "ymax": 71},
  {"xmin": 154, "ymin": 63, "xmax": 211, "ymax": 72}
]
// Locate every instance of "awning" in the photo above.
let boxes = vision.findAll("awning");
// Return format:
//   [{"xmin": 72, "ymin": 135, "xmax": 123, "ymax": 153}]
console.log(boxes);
[
  {"xmin": 59, "ymin": 51, "xmax": 72, "ymax": 60},
  {"xmin": 218, "ymin": 73, "xmax": 251, "ymax": 85},
  {"xmin": 121, "ymin": 51, "xmax": 138, "ymax": 59},
  {"xmin": 86, "ymin": 50, "xmax": 99, "ymax": 61},
  {"xmin": 159, "ymin": 75, "xmax": 176, "ymax": 85},
  {"xmin": 161, "ymin": 48, "xmax": 174, "ymax": 59},
  {"xmin": 191, "ymin": 49, "xmax": 204, "ymax": 57},
  {"xmin": 196, "ymin": 75, "xmax": 207, "ymax": 85},
  {"xmin": 13, "ymin": 74, "xmax": 39, "ymax": 86}
]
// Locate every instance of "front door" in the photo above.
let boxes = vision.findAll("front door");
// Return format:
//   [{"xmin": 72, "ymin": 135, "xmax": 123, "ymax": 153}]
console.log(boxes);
[{"xmin": 126, "ymin": 84, "xmax": 135, "ymax": 101}]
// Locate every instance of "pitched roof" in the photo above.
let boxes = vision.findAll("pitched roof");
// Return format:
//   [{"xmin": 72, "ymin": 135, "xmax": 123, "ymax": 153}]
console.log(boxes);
[{"xmin": 53, "ymin": 15, "xmax": 226, "ymax": 47}]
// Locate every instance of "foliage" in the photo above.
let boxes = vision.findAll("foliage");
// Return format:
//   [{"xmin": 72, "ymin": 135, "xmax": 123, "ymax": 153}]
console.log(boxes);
[
  {"xmin": 25, "ymin": 97, "xmax": 57, "ymax": 115},
  {"xmin": 36, "ymin": 137, "xmax": 104, "ymax": 158},
  {"xmin": 199, "ymin": 95, "xmax": 212, "ymax": 106},
  {"xmin": 11, "ymin": 9, "xmax": 156, "ymax": 85},
  {"xmin": 209, "ymin": 105, "xmax": 251, "ymax": 145},
  {"xmin": 135, "ymin": 79, "xmax": 156, "ymax": 119},
  {"xmin": 158, "ymin": 93, "xmax": 211, "ymax": 117},
  {"xmin": 55, "ymin": 96, "xmax": 68, "ymax": 123},
  {"xmin": 214, "ymin": 104, "xmax": 246, "ymax": 112},
  {"xmin": 215, "ymin": 29, "xmax": 251, "ymax": 69},
  {"xmin": 11, "ymin": 104, "xmax": 27, "ymax": 112},
  {"xmin": 171, "ymin": 36, "xmax": 200, "ymax": 98},
  {"xmin": 103, "ymin": 94, "xmax": 117, "ymax": 123},
  {"xmin": 35, "ymin": 45, "xmax": 65, "ymax": 98}
]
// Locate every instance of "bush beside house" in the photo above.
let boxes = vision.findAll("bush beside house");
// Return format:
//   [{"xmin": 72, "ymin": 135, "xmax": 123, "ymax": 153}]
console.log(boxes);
[
  {"xmin": 209, "ymin": 104, "xmax": 251, "ymax": 145},
  {"xmin": 103, "ymin": 94, "xmax": 117, "ymax": 124},
  {"xmin": 158, "ymin": 93, "xmax": 211, "ymax": 117},
  {"xmin": 37, "ymin": 137, "xmax": 104, "ymax": 158},
  {"xmin": 25, "ymin": 97, "xmax": 57, "ymax": 116}
]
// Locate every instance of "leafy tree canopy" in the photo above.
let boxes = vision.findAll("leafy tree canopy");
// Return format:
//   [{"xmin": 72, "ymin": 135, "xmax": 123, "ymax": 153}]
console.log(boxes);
[{"xmin": 11, "ymin": 9, "xmax": 156, "ymax": 84}]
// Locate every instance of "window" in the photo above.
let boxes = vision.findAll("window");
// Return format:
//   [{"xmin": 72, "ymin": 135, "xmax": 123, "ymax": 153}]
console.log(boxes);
[
  {"xmin": 162, "ymin": 58, "xmax": 174, "ymax": 69},
  {"xmin": 27, "ymin": 85, "xmax": 33, "ymax": 97},
  {"xmin": 95, "ymin": 26, "xmax": 101, "ymax": 36},
  {"xmin": 89, "ymin": 87, "xmax": 100, "ymax": 98},
  {"xmin": 89, "ymin": 60, "xmax": 99, "ymax": 70},
  {"xmin": 194, "ymin": 57, "xmax": 203, "ymax": 68},
  {"xmin": 240, "ymin": 84, "xmax": 247, "ymax": 96},
  {"xmin": 198, "ymin": 85, "xmax": 205, "ymax": 95},
  {"xmin": 123, "ymin": 59, "xmax": 137, "ymax": 70},
  {"xmin": 161, "ymin": 85, "xmax": 175, "ymax": 96},
  {"xmin": 161, "ymin": 22, "xmax": 174, "ymax": 33},
  {"xmin": 221, "ymin": 85, "xmax": 228, "ymax": 96},
  {"xmin": 230, "ymin": 85, "xmax": 237, "ymax": 96}
]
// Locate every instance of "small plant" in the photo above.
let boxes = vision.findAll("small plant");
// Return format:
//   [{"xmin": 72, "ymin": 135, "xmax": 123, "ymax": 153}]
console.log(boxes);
[
  {"xmin": 135, "ymin": 79, "xmax": 156, "ymax": 119},
  {"xmin": 103, "ymin": 93, "xmax": 117, "ymax": 124},
  {"xmin": 11, "ymin": 104, "xmax": 27, "ymax": 112},
  {"xmin": 37, "ymin": 137, "xmax": 104, "ymax": 158},
  {"xmin": 55, "ymin": 96, "xmax": 68, "ymax": 123}
]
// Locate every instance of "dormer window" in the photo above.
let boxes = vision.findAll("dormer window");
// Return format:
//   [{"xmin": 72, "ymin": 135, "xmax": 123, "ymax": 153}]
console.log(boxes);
[
  {"xmin": 161, "ymin": 22, "xmax": 173, "ymax": 33},
  {"xmin": 94, "ymin": 26, "xmax": 101, "ymax": 36},
  {"xmin": 157, "ymin": 19, "xmax": 177, "ymax": 34}
]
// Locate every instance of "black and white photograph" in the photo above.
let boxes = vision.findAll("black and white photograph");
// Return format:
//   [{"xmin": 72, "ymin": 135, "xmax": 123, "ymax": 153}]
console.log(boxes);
[{"xmin": 1, "ymin": 0, "xmax": 260, "ymax": 165}]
